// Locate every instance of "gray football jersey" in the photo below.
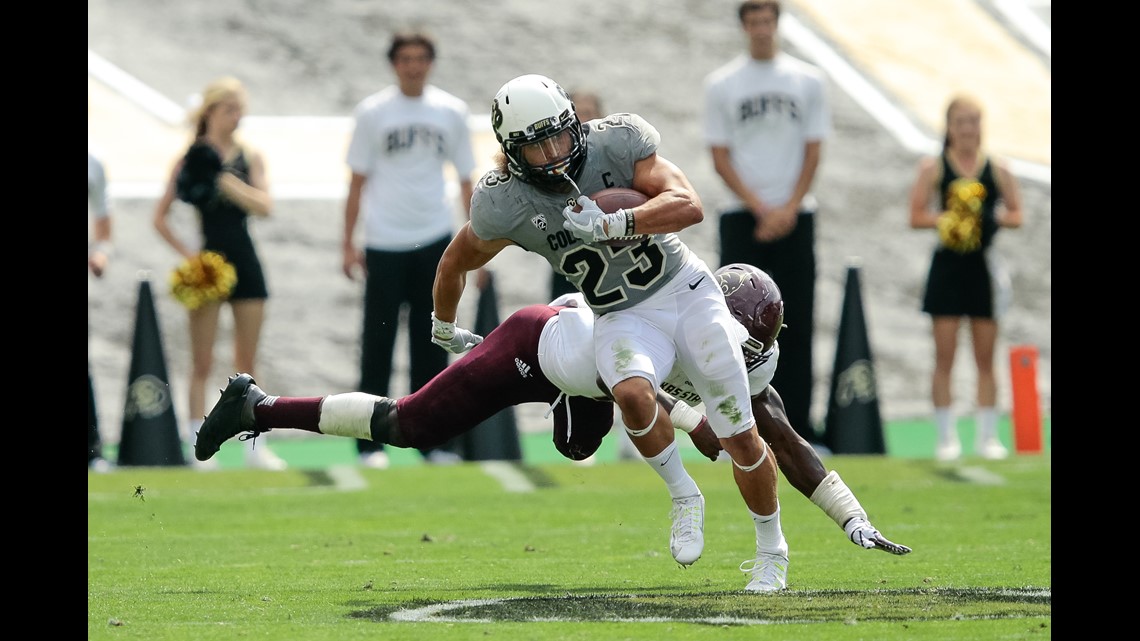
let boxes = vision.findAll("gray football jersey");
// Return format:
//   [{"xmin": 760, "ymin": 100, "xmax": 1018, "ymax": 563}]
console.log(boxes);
[{"xmin": 470, "ymin": 113, "xmax": 692, "ymax": 314}]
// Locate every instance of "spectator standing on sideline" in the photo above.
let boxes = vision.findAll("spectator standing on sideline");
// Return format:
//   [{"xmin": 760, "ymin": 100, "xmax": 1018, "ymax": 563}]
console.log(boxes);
[
  {"xmin": 430, "ymin": 74, "xmax": 790, "ymax": 592},
  {"xmin": 342, "ymin": 31, "xmax": 477, "ymax": 469},
  {"xmin": 908, "ymin": 93, "xmax": 1023, "ymax": 461},
  {"xmin": 153, "ymin": 76, "xmax": 286, "ymax": 470},
  {"xmin": 88, "ymin": 144, "xmax": 114, "ymax": 473},
  {"xmin": 703, "ymin": 0, "xmax": 830, "ymax": 447}
]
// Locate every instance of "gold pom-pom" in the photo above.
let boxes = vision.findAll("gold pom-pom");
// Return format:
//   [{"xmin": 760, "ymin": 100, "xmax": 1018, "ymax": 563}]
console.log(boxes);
[
  {"xmin": 938, "ymin": 178, "xmax": 985, "ymax": 253},
  {"xmin": 170, "ymin": 251, "xmax": 237, "ymax": 310},
  {"xmin": 937, "ymin": 210, "xmax": 981, "ymax": 253}
]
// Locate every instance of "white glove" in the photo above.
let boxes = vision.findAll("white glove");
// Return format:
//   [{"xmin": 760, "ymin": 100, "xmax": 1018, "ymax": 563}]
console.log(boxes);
[
  {"xmin": 562, "ymin": 195, "xmax": 630, "ymax": 243},
  {"xmin": 430, "ymin": 312, "xmax": 483, "ymax": 354},
  {"xmin": 844, "ymin": 517, "xmax": 912, "ymax": 555}
]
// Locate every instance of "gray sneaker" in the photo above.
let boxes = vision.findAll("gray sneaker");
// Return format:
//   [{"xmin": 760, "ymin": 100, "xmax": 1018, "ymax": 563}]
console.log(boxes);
[{"xmin": 195, "ymin": 373, "xmax": 268, "ymax": 461}]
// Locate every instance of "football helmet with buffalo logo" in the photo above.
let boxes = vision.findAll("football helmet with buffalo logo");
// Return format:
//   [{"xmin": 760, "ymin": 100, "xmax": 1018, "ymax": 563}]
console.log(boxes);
[
  {"xmin": 714, "ymin": 263, "xmax": 786, "ymax": 356},
  {"xmin": 490, "ymin": 74, "xmax": 586, "ymax": 189}
]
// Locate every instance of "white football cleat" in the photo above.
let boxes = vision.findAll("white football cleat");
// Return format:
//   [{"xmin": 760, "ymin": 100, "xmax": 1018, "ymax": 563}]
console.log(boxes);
[
  {"xmin": 935, "ymin": 437, "xmax": 961, "ymax": 462},
  {"xmin": 669, "ymin": 493, "xmax": 705, "ymax": 566},
  {"xmin": 976, "ymin": 437, "xmax": 1009, "ymax": 460},
  {"xmin": 245, "ymin": 444, "xmax": 287, "ymax": 470},
  {"xmin": 740, "ymin": 553, "xmax": 789, "ymax": 593},
  {"xmin": 426, "ymin": 449, "xmax": 463, "ymax": 465},
  {"xmin": 89, "ymin": 457, "xmax": 114, "ymax": 473}
]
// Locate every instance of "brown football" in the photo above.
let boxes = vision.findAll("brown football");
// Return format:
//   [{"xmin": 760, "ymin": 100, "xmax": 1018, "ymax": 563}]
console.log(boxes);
[{"xmin": 580, "ymin": 187, "xmax": 650, "ymax": 247}]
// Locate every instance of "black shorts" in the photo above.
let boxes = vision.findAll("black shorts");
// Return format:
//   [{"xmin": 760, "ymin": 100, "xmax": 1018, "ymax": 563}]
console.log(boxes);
[{"xmin": 921, "ymin": 249, "xmax": 994, "ymax": 318}]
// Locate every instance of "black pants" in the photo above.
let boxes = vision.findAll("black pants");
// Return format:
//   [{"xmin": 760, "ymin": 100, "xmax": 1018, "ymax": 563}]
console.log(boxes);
[
  {"xmin": 357, "ymin": 237, "xmax": 453, "ymax": 457},
  {"xmin": 719, "ymin": 210, "xmax": 818, "ymax": 443},
  {"xmin": 549, "ymin": 269, "xmax": 577, "ymax": 301},
  {"xmin": 89, "ymin": 363, "xmax": 103, "ymax": 463}
]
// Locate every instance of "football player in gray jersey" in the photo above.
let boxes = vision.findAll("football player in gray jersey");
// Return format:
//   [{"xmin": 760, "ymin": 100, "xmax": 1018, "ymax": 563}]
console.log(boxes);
[
  {"xmin": 196, "ymin": 266, "xmax": 907, "ymax": 577},
  {"xmin": 431, "ymin": 74, "xmax": 789, "ymax": 592}
]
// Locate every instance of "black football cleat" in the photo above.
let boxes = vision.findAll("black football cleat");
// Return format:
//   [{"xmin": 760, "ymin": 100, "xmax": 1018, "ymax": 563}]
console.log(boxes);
[{"xmin": 194, "ymin": 373, "xmax": 268, "ymax": 461}]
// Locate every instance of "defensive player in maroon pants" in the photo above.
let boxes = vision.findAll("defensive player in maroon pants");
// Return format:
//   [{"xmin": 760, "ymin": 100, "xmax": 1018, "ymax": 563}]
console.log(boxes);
[{"xmin": 196, "ymin": 265, "xmax": 909, "ymax": 573}]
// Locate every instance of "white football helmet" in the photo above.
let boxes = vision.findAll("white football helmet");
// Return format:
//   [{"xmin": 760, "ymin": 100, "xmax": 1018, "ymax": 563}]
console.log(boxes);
[{"xmin": 491, "ymin": 74, "xmax": 586, "ymax": 188}]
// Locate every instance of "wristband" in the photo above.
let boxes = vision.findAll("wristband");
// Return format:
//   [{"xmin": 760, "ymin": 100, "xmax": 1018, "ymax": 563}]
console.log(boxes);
[
  {"xmin": 431, "ymin": 312, "xmax": 456, "ymax": 340},
  {"xmin": 597, "ymin": 210, "xmax": 630, "ymax": 241},
  {"xmin": 668, "ymin": 400, "xmax": 704, "ymax": 433},
  {"xmin": 620, "ymin": 208, "xmax": 635, "ymax": 236}
]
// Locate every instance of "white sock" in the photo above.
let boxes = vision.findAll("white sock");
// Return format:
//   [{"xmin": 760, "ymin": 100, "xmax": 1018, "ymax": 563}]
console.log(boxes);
[
  {"xmin": 750, "ymin": 503, "xmax": 788, "ymax": 557},
  {"xmin": 976, "ymin": 407, "xmax": 998, "ymax": 442},
  {"xmin": 188, "ymin": 418, "xmax": 205, "ymax": 446},
  {"xmin": 934, "ymin": 407, "xmax": 956, "ymax": 442},
  {"xmin": 643, "ymin": 442, "xmax": 700, "ymax": 499}
]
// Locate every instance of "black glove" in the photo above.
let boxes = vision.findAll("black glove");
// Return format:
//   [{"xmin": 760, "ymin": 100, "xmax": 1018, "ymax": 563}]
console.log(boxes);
[{"xmin": 176, "ymin": 142, "xmax": 223, "ymax": 206}]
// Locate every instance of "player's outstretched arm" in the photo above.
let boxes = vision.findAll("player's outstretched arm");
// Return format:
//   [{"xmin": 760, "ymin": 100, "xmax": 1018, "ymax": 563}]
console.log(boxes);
[
  {"xmin": 653, "ymin": 391, "xmax": 722, "ymax": 462},
  {"xmin": 751, "ymin": 385, "xmax": 828, "ymax": 497},
  {"xmin": 757, "ymin": 385, "xmax": 913, "ymax": 555}
]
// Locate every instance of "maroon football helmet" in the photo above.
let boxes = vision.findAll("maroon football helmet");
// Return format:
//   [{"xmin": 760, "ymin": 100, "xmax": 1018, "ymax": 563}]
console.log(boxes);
[{"xmin": 714, "ymin": 263, "xmax": 786, "ymax": 355}]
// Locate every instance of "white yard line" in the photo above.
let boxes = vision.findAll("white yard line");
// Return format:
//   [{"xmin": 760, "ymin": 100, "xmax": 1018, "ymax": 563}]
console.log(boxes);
[{"xmin": 479, "ymin": 461, "xmax": 536, "ymax": 493}]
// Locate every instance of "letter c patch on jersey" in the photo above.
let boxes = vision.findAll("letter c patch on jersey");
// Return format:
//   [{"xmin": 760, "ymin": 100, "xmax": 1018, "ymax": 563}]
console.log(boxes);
[{"xmin": 531, "ymin": 214, "xmax": 548, "ymax": 231}]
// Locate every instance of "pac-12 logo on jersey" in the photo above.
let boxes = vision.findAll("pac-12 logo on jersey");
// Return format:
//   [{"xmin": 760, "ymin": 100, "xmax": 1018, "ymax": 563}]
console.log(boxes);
[{"xmin": 531, "ymin": 214, "xmax": 548, "ymax": 231}]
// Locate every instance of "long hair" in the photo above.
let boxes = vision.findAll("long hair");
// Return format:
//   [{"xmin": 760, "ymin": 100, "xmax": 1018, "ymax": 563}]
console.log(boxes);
[
  {"xmin": 187, "ymin": 76, "xmax": 248, "ymax": 140},
  {"xmin": 941, "ymin": 93, "xmax": 983, "ymax": 153}
]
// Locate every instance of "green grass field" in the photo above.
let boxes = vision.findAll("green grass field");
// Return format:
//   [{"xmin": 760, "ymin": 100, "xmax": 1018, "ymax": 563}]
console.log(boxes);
[{"xmin": 89, "ymin": 420, "xmax": 1051, "ymax": 640}]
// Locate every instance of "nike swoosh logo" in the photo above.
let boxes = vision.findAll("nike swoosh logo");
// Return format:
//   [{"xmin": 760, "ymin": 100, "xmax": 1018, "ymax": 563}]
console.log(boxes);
[
  {"xmin": 659, "ymin": 450, "xmax": 675, "ymax": 467},
  {"xmin": 688, "ymin": 276, "xmax": 705, "ymax": 290}
]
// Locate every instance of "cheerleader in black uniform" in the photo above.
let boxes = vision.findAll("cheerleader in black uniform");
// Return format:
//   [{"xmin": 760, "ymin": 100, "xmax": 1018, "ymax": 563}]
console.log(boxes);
[
  {"xmin": 153, "ymin": 76, "xmax": 285, "ymax": 470},
  {"xmin": 908, "ymin": 94, "xmax": 1024, "ymax": 461}
]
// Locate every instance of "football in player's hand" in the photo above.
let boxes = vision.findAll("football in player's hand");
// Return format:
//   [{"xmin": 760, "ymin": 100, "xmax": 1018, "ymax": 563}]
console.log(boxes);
[{"xmin": 581, "ymin": 187, "xmax": 650, "ymax": 247}]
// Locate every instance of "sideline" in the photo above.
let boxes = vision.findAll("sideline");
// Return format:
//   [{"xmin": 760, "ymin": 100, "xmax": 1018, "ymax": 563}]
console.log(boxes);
[{"xmin": 89, "ymin": 0, "xmax": 1050, "ymax": 195}]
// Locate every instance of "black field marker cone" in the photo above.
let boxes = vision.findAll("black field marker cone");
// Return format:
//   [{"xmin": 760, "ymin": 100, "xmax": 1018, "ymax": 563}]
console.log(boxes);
[
  {"xmin": 453, "ymin": 271, "xmax": 522, "ymax": 461},
  {"xmin": 118, "ymin": 275, "xmax": 186, "ymax": 466},
  {"xmin": 823, "ymin": 260, "xmax": 886, "ymax": 455}
]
